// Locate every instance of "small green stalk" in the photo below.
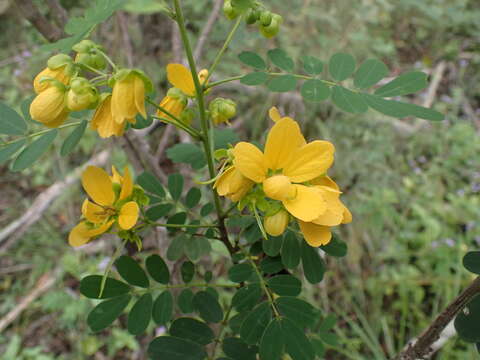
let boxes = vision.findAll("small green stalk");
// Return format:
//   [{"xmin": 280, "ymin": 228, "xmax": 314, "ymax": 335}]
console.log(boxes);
[{"xmin": 173, "ymin": 0, "xmax": 235, "ymax": 255}]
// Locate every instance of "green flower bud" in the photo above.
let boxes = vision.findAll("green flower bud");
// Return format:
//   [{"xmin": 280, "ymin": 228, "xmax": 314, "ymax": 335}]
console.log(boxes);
[
  {"xmin": 223, "ymin": 0, "xmax": 239, "ymax": 20},
  {"xmin": 47, "ymin": 54, "xmax": 72, "ymax": 70},
  {"xmin": 259, "ymin": 10, "xmax": 272, "ymax": 26},
  {"xmin": 209, "ymin": 98, "xmax": 237, "ymax": 125},
  {"xmin": 245, "ymin": 8, "xmax": 259, "ymax": 24},
  {"xmin": 72, "ymin": 40, "xmax": 97, "ymax": 53},
  {"xmin": 180, "ymin": 107, "xmax": 195, "ymax": 125},
  {"xmin": 74, "ymin": 53, "xmax": 106, "ymax": 71},
  {"xmin": 259, "ymin": 14, "xmax": 282, "ymax": 38},
  {"xmin": 67, "ymin": 77, "xmax": 98, "ymax": 111}
]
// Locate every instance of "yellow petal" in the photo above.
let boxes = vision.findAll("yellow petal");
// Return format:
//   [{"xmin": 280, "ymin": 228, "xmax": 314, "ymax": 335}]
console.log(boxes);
[
  {"xmin": 91, "ymin": 96, "xmax": 125, "ymax": 138},
  {"xmin": 68, "ymin": 220, "xmax": 114, "ymax": 247},
  {"xmin": 268, "ymin": 106, "xmax": 282, "ymax": 122},
  {"xmin": 81, "ymin": 166, "xmax": 115, "ymax": 206},
  {"xmin": 298, "ymin": 220, "xmax": 332, "ymax": 247},
  {"xmin": 263, "ymin": 175, "xmax": 296, "ymax": 201},
  {"xmin": 232, "ymin": 142, "xmax": 267, "ymax": 183},
  {"xmin": 214, "ymin": 167, "xmax": 235, "ymax": 196},
  {"xmin": 30, "ymin": 86, "xmax": 68, "ymax": 126},
  {"xmin": 264, "ymin": 210, "xmax": 289, "ymax": 237},
  {"xmin": 134, "ymin": 76, "xmax": 147, "ymax": 118},
  {"xmin": 283, "ymin": 185, "xmax": 326, "ymax": 222},
  {"xmin": 111, "ymin": 165, "xmax": 123, "ymax": 184},
  {"xmin": 82, "ymin": 199, "xmax": 108, "ymax": 224},
  {"xmin": 264, "ymin": 118, "xmax": 306, "ymax": 170},
  {"xmin": 283, "ymin": 140, "xmax": 335, "ymax": 183},
  {"xmin": 118, "ymin": 201, "xmax": 139, "ymax": 230},
  {"xmin": 342, "ymin": 205, "xmax": 352, "ymax": 224},
  {"xmin": 119, "ymin": 166, "xmax": 133, "ymax": 200},
  {"xmin": 311, "ymin": 175, "xmax": 339, "ymax": 190},
  {"xmin": 112, "ymin": 75, "xmax": 136, "ymax": 124},
  {"xmin": 167, "ymin": 64, "xmax": 195, "ymax": 96}
]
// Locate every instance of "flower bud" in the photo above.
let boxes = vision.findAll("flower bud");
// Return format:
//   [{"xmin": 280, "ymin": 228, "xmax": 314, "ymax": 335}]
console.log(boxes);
[
  {"xmin": 259, "ymin": 14, "xmax": 282, "ymax": 38},
  {"xmin": 198, "ymin": 69, "xmax": 209, "ymax": 86},
  {"xmin": 33, "ymin": 66, "xmax": 71, "ymax": 94},
  {"xmin": 67, "ymin": 77, "xmax": 98, "ymax": 111},
  {"xmin": 259, "ymin": 11, "xmax": 272, "ymax": 26},
  {"xmin": 75, "ymin": 53, "xmax": 107, "ymax": 71},
  {"xmin": 157, "ymin": 87, "xmax": 188, "ymax": 122},
  {"xmin": 30, "ymin": 85, "xmax": 69, "ymax": 128},
  {"xmin": 180, "ymin": 107, "xmax": 195, "ymax": 126},
  {"xmin": 47, "ymin": 54, "xmax": 72, "ymax": 70},
  {"xmin": 223, "ymin": 0, "xmax": 239, "ymax": 20},
  {"xmin": 72, "ymin": 40, "xmax": 98, "ymax": 53},
  {"xmin": 245, "ymin": 8, "xmax": 259, "ymax": 24},
  {"xmin": 209, "ymin": 98, "xmax": 237, "ymax": 125},
  {"xmin": 264, "ymin": 210, "xmax": 289, "ymax": 237}
]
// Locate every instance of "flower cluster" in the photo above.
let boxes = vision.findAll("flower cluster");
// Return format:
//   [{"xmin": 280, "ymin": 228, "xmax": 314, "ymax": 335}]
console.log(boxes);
[
  {"xmin": 29, "ymin": 40, "xmax": 152, "ymax": 138},
  {"xmin": 215, "ymin": 107, "xmax": 351, "ymax": 247},
  {"xmin": 69, "ymin": 166, "xmax": 147, "ymax": 247}
]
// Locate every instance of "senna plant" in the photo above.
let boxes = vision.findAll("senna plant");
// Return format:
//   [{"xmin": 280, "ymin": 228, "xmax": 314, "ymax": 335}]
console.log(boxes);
[{"xmin": 3, "ymin": 0, "xmax": 479, "ymax": 359}]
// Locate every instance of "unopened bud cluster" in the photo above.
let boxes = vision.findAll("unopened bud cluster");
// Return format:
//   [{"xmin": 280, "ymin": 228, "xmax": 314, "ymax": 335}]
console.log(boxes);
[{"xmin": 223, "ymin": 0, "xmax": 282, "ymax": 38}]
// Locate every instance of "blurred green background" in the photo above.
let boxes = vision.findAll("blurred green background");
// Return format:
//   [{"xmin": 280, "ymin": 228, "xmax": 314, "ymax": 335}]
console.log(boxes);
[{"xmin": 1, "ymin": 0, "xmax": 480, "ymax": 359}]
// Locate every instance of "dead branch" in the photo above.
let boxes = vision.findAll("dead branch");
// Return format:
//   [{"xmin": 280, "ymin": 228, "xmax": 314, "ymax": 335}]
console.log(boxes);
[
  {"xmin": 0, "ymin": 268, "xmax": 61, "ymax": 333},
  {"xmin": 194, "ymin": 0, "xmax": 223, "ymax": 63},
  {"xmin": 0, "ymin": 150, "xmax": 110, "ymax": 250},
  {"xmin": 15, "ymin": 0, "xmax": 64, "ymax": 42},
  {"xmin": 396, "ymin": 276, "xmax": 480, "ymax": 360}
]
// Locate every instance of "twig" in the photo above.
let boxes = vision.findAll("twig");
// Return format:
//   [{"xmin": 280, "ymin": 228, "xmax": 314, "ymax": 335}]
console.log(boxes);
[
  {"xmin": 155, "ymin": 124, "xmax": 175, "ymax": 159},
  {"xmin": 194, "ymin": 0, "xmax": 223, "ymax": 62},
  {"xmin": 0, "ymin": 268, "xmax": 61, "ymax": 333},
  {"xmin": 46, "ymin": 0, "xmax": 68, "ymax": 28},
  {"xmin": 396, "ymin": 276, "xmax": 480, "ymax": 360},
  {"xmin": 15, "ymin": 0, "xmax": 64, "ymax": 42},
  {"xmin": 117, "ymin": 11, "xmax": 134, "ymax": 67},
  {"xmin": 0, "ymin": 150, "xmax": 110, "ymax": 250}
]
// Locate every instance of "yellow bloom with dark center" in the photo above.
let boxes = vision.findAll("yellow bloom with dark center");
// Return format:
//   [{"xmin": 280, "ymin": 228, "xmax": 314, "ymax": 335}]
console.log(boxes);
[
  {"xmin": 214, "ymin": 166, "xmax": 254, "ymax": 202},
  {"xmin": 166, "ymin": 64, "xmax": 209, "ymax": 97},
  {"xmin": 90, "ymin": 95, "xmax": 133, "ymax": 138},
  {"xmin": 111, "ymin": 72, "xmax": 147, "ymax": 125},
  {"xmin": 68, "ymin": 166, "xmax": 140, "ymax": 247},
  {"xmin": 33, "ymin": 66, "xmax": 71, "ymax": 94},
  {"xmin": 30, "ymin": 85, "xmax": 69, "ymax": 128}
]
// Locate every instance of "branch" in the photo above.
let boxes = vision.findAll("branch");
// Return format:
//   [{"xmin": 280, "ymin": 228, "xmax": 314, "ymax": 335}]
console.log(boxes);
[
  {"xmin": 396, "ymin": 276, "xmax": 480, "ymax": 360},
  {"xmin": 0, "ymin": 150, "xmax": 110, "ymax": 251},
  {"xmin": 0, "ymin": 269, "xmax": 60, "ymax": 333},
  {"xmin": 15, "ymin": 0, "xmax": 64, "ymax": 42},
  {"xmin": 46, "ymin": 0, "xmax": 68, "ymax": 28}
]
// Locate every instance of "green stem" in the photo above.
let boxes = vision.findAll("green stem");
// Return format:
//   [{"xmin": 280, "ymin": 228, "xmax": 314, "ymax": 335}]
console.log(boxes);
[
  {"xmin": 0, "ymin": 121, "xmax": 85, "ymax": 148},
  {"xmin": 99, "ymin": 239, "xmax": 126, "ymax": 297},
  {"xmin": 147, "ymin": 97, "xmax": 201, "ymax": 139},
  {"xmin": 205, "ymin": 75, "xmax": 244, "ymax": 89},
  {"xmin": 205, "ymin": 17, "xmax": 242, "ymax": 83},
  {"xmin": 241, "ymin": 246, "xmax": 280, "ymax": 317},
  {"xmin": 95, "ymin": 49, "xmax": 118, "ymax": 71},
  {"xmin": 77, "ymin": 62, "xmax": 107, "ymax": 76},
  {"xmin": 206, "ymin": 72, "xmax": 338, "ymax": 89},
  {"xmin": 149, "ymin": 221, "xmax": 219, "ymax": 229},
  {"xmin": 211, "ymin": 304, "xmax": 233, "ymax": 359},
  {"xmin": 173, "ymin": 0, "xmax": 235, "ymax": 255},
  {"xmin": 133, "ymin": 282, "xmax": 240, "ymax": 294}
]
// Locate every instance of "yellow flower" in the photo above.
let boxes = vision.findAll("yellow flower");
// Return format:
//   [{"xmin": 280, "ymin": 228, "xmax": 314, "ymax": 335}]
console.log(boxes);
[
  {"xmin": 68, "ymin": 166, "xmax": 140, "ymax": 247},
  {"xmin": 30, "ymin": 85, "xmax": 69, "ymax": 128},
  {"xmin": 90, "ymin": 95, "xmax": 133, "ymax": 138},
  {"xmin": 157, "ymin": 87, "xmax": 187, "ymax": 121},
  {"xmin": 166, "ymin": 63, "xmax": 209, "ymax": 97},
  {"xmin": 233, "ymin": 117, "xmax": 334, "ymax": 222},
  {"xmin": 33, "ymin": 66, "xmax": 71, "ymax": 94},
  {"xmin": 214, "ymin": 166, "xmax": 254, "ymax": 202},
  {"xmin": 111, "ymin": 72, "xmax": 147, "ymax": 125},
  {"xmin": 229, "ymin": 113, "xmax": 351, "ymax": 247}
]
